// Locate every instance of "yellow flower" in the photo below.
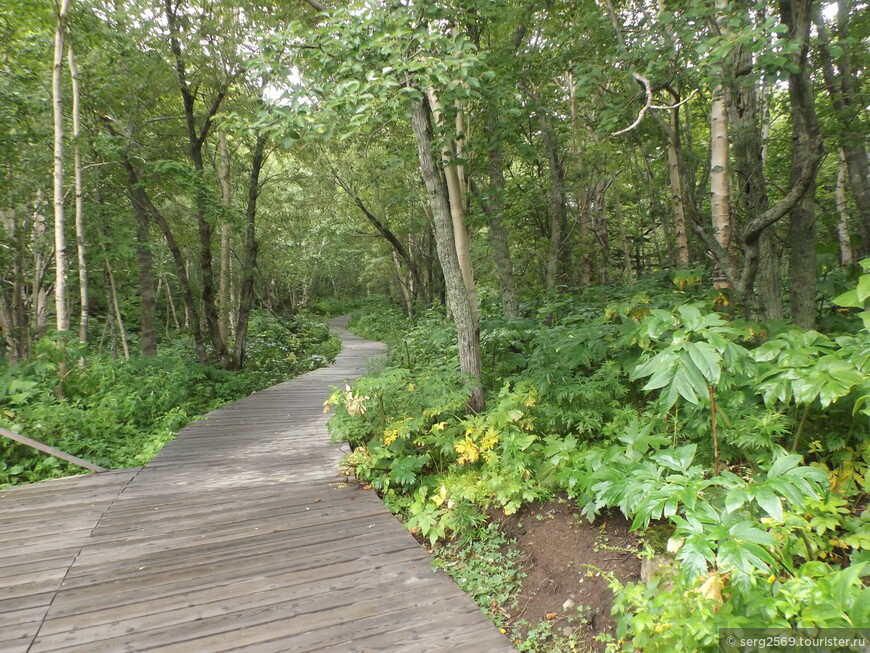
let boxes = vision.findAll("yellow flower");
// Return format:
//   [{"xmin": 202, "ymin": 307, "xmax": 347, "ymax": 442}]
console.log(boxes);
[{"xmin": 384, "ymin": 429, "xmax": 399, "ymax": 445}]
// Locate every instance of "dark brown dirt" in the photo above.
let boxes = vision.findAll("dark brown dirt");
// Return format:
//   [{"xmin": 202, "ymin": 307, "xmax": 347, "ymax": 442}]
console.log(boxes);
[{"xmin": 491, "ymin": 498, "xmax": 643, "ymax": 652}]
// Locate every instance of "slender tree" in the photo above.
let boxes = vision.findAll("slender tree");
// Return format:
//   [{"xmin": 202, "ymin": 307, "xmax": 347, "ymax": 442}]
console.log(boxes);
[{"xmin": 52, "ymin": 0, "xmax": 71, "ymax": 333}]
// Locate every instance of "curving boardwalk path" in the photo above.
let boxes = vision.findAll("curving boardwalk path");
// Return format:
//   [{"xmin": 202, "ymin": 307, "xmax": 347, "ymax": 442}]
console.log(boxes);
[{"xmin": 0, "ymin": 318, "xmax": 514, "ymax": 653}]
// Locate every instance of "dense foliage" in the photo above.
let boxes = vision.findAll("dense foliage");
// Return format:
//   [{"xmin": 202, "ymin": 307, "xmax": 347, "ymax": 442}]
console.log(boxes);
[
  {"xmin": 329, "ymin": 270, "xmax": 870, "ymax": 650},
  {"xmin": 0, "ymin": 312, "xmax": 339, "ymax": 487}
]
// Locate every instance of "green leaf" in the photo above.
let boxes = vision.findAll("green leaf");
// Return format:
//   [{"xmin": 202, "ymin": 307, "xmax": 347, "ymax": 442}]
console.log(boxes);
[
  {"xmin": 725, "ymin": 487, "xmax": 748, "ymax": 513},
  {"xmin": 754, "ymin": 486, "xmax": 784, "ymax": 521},
  {"xmin": 671, "ymin": 360, "xmax": 705, "ymax": 405},
  {"xmin": 768, "ymin": 454, "xmax": 801, "ymax": 478},
  {"xmin": 685, "ymin": 341, "xmax": 721, "ymax": 385},
  {"xmin": 834, "ymin": 289, "xmax": 862, "ymax": 308},
  {"xmin": 729, "ymin": 521, "xmax": 776, "ymax": 546}
]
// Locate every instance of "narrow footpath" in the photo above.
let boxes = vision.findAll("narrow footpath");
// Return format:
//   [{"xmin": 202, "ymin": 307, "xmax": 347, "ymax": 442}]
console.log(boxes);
[{"xmin": 0, "ymin": 317, "xmax": 515, "ymax": 652}]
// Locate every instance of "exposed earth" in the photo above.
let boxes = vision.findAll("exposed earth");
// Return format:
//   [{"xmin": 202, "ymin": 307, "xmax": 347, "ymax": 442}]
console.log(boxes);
[{"xmin": 490, "ymin": 499, "xmax": 645, "ymax": 652}]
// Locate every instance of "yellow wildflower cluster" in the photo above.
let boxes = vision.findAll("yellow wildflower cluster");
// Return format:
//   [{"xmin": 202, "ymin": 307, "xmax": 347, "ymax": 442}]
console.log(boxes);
[{"xmin": 454, "ymin": 428, "xmax": 499, "ymax": 465}]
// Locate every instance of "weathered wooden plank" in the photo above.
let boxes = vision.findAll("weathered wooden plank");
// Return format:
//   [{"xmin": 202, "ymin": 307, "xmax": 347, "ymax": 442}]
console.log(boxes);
[{"xmin": 0, "ymin": 318, "xmax": 514, "ymax": 652}]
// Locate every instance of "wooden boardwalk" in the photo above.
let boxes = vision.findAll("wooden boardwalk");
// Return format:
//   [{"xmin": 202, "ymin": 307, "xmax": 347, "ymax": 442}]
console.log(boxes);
[{"xmin": 0, "ymin": 318, "xmax": 515, "ymax": 652}]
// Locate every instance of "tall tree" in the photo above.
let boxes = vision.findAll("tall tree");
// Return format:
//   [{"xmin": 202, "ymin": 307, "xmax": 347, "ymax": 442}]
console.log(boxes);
[
  {"xmin": 163, "ymin": 0, "xmax": 229, "ymax": 365},
  {"xmin": 52, "ymin": 0, "xmax": 71, "ymax": 333}
]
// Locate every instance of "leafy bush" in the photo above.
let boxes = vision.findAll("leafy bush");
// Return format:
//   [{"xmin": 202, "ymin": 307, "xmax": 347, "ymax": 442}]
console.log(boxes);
[{"xmin": 329, "ymin": 270, "xmax": 870, "ymax": 648}]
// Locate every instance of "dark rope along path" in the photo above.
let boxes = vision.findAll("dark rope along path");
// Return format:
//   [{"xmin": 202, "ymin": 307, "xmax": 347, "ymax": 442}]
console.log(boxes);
[{"xmin": 0, "ymin": 317, "xmax": 514, "ymax": 652}]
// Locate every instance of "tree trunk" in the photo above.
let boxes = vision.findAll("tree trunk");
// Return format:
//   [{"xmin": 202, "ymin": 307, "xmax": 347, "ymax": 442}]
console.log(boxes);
[
  {"xmin": 725, "ymin": 6, "xmax": 781, "ymax": 318},
  {"xmin": 104, "ymin": 117, "xmax": 209, "ymax": 364},
  {"xmin": 593, "ymin": 178, "xmax": 611, "ymax": 285},
  {"xmin": 67, "ymin": 42, "xmax": 87, "ymax": 345},
  {"xmin": 231, "ymin": 134, "xmax": 267, "ymax": 371},
  {"xmin": 32, "ymin": 191, "xmax": 50, "ymax": 341},
  {"xmin": 781, "ymin": 0, "xmax": 820, "ymax": 329},
  {"xmin": 814, "ymin": 0, "xmax": 870, "ymax": 259},
  {"xmin": 483, "ymin": 113, "xmax": 519, "ymax": 318},
  {"xmin": 392, "ymin": 251, "xmax": 414, "ymax": 318},
  {"xmin": 162, "ymin": 271, "xmax": 181, "ymax": 330},
  {"xmin": 538, "ymin": 110, "xmax": 570, "ymax": 290},
  {"xmin": 410, "ymin": 97, "xmax": 484, "ymax": 413},
  {"xmin": 614, "ymin": 178, "xmax": 634, "ymax": 284},
  {"xmin": 667, "ymin": 110, "xmax": 690, "ymax": 267},
  {"xmin": 427, "ymin": 89, "xmax": 479, "ymax": 327},
  {"xmin": 164, "ymin": 0, "xmax": 227, "ymax": 365},
  {"xmin": 787, "ymin": 185, "xmax": 817, "ymax": 329},
  {"xmin": 836, "ymin": 150, "xmax": 854, "ymax": 265},
  {"xmin": 104, "ymin": 257, "xmax": 130, "ymax": 360},
  {"xmin": 218, "ymin": 131, "xmax": 233, "ymax": 350},
  {"xmin": 709, "ymin": 83, "xmax": 731, "ymax": 290},
  {"xmin": 52, "ymin": 0, "xmax": 71, "ymax": 333},
  {"xmin": 130, "ymin": 189, "xmax": 157, "ymax": 357}
]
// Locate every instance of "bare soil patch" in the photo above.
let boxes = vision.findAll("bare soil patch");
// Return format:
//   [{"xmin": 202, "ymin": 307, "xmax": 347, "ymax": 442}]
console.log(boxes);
[{"xmin": 492, "ymin": 498, "xmax": 643, "ymax": 651}]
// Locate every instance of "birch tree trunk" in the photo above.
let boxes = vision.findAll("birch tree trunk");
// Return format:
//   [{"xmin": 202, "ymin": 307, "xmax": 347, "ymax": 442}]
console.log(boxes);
[
  {"xmin": 67, "ymin": 41, "xmax": 87, "ymax": 345},
  {"xmin": 426, "ymin": 89, "xmax": 479, "ymax": 327},
  {"xmin": 410, "ymin": 97, "xmax": 484, "ymax": 413},
  {"xmin": 52, "ymin": 0, "xmax": 71, "ymax": 332},
  {"xmin": 836, "ymin": 151, "xmax": 854, "ymax": 266},
  {"xmin": 709, "ymin": 83, "xmax": 731, "ymax": 291}
]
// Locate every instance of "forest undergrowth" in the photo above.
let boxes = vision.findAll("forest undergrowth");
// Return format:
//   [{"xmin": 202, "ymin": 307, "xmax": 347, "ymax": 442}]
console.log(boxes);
[
  {"xmin": 0, "ymin": 311, "xmax": 339, "ymax": 486},
  {"xmin": 329, "ymin": 270, "xmax": 870, "ymax": 652}
]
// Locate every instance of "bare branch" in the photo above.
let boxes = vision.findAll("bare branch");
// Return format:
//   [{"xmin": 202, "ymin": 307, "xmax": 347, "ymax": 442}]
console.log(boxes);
[
  {"xmin": 612, "ymin": 74, "xmax": 698, "ymax": 136},
  {"xmin": 612, "ymin": 73, "xmax": 652, "ymax": 136}
]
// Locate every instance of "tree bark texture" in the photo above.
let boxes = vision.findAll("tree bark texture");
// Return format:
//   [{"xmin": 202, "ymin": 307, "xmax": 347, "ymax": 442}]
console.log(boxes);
[
  {"xmin": 52, "ymin": 0, "xmax": 71, "ymax": 333},
  {"xmin": 836, "ymin": 151, "xmax": 854, "ymax": 265},
  {"xmin": 709, "ymin": 83, "xmax": 731, "ymax": 290},
  {"xmin": 232, "ymin": 134, "xmax": 268, "ymax": 371},
  {"xmin": 427, "ymin": 89, "xmax": 479, "ymax": 327},
  {"xmin": 781, "ymin": 0, "xmax": 821, "ymax": 329},
  {"xmin": 218, "ymin": 132, "xmax": 233, "ymax": 350},
  {"xmin": 410, "ymin": 97, "xmax": 484, "ymax": 413},
  {"xmin": 67, "ymin": 42, "xmax": 88, "ymax": 345},
  {"xmin": 667, "ymin": 110, "xmax": 690, "ymax": 267},
  {"xmin": 130, "ymin": 191, "xmax": 157, "ymax": 357}
]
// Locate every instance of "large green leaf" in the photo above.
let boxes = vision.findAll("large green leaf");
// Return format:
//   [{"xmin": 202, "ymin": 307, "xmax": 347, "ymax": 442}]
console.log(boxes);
[{"xmin": 685, "ymin": 341, "xmax": 721, "ymax": 385}]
